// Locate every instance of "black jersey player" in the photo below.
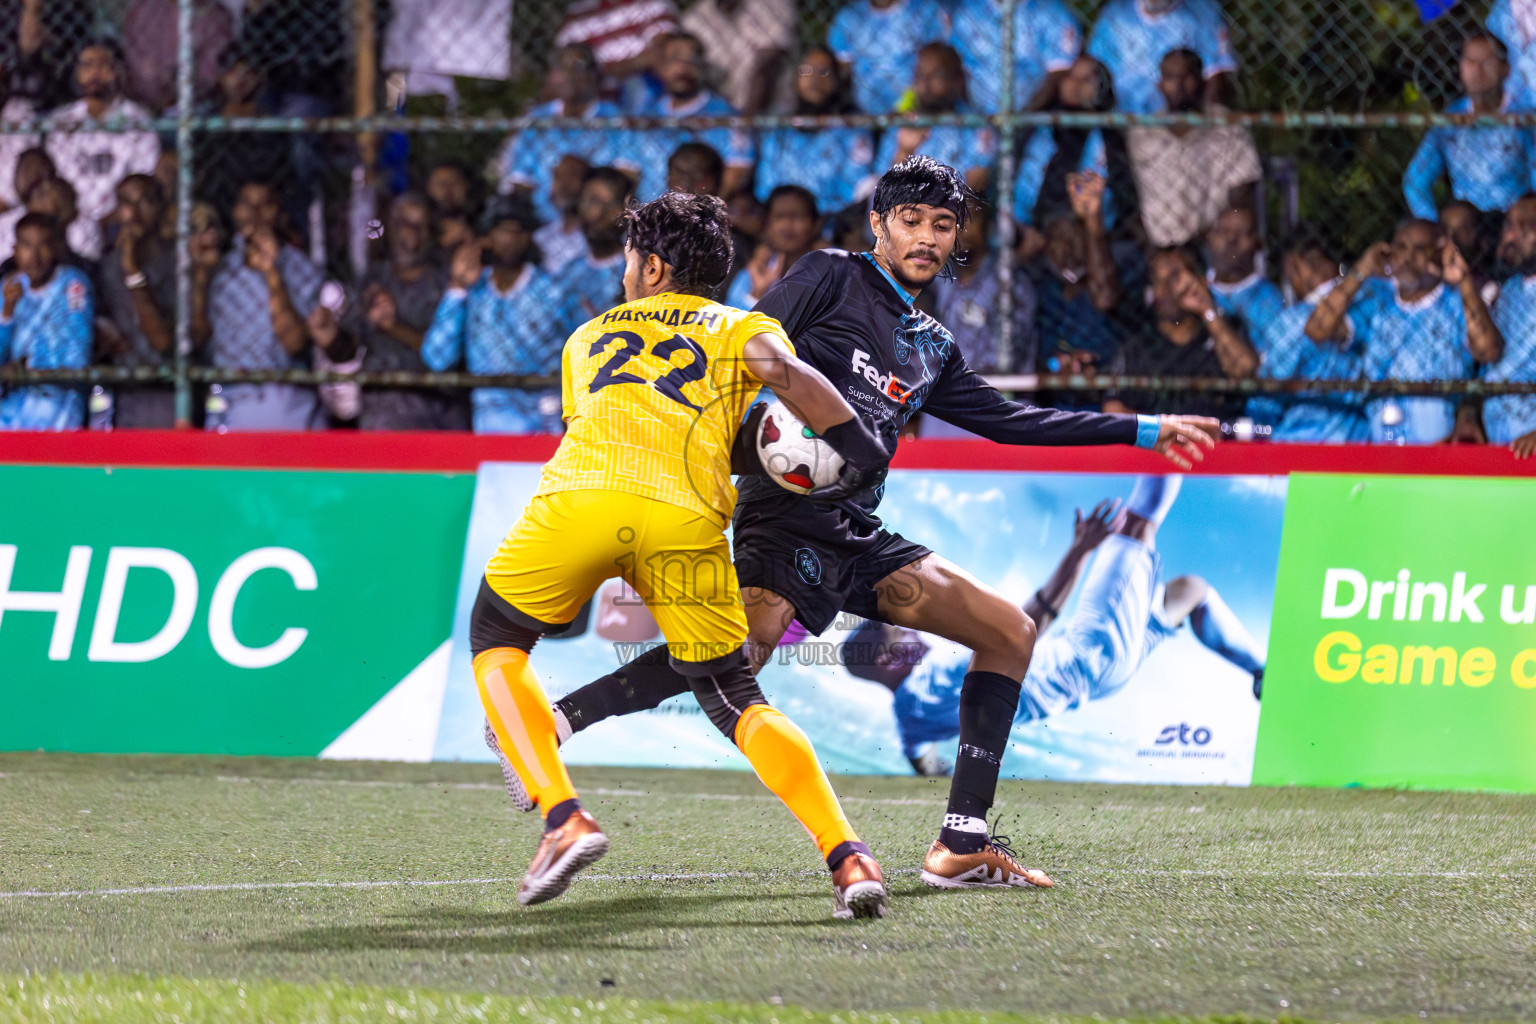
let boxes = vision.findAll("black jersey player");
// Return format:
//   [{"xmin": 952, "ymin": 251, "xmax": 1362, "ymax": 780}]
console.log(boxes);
[{"xmin": 492, "ymin": 156, "xmax": 1220, "ymax": 889}]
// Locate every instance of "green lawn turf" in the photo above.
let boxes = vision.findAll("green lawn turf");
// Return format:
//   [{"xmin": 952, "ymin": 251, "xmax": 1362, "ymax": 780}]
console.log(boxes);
[{"xmin": 2, "ymin": 753, "xmax": 1535, "ymax": 1022}]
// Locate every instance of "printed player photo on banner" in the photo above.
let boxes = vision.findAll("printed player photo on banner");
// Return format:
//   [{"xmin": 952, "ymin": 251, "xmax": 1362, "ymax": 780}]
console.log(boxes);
[{"xmin": 434, "ymin": 464, "xmax": 1286, "ymax": 786}]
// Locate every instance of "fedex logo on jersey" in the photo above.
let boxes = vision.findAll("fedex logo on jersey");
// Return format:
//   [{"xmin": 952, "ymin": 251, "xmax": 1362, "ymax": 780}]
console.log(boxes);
[{"xmin": 851, "ymin": 348, "xmax": 918, "ymax": 405}]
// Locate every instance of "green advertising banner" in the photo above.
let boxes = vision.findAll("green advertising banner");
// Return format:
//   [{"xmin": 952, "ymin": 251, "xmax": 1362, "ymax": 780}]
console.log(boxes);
[
  {"xmin": 1253, "ymin": 473, "xmax": 1536, "ymax": 792},
  {"xmin": 0, "ymin": 467, "xmax": 473, "ymax": 756}
]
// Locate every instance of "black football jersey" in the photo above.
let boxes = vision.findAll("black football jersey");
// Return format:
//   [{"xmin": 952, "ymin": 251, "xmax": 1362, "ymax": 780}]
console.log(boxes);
[{"xmin": 739, "ymin": 249, "xmax": 1138, "ymax": 518}]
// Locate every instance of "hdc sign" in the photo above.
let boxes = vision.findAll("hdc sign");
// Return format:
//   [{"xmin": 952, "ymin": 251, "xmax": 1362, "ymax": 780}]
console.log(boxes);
[{"xmin": 0, "ymin": 544, "xmax": 317, "ymax": 668}]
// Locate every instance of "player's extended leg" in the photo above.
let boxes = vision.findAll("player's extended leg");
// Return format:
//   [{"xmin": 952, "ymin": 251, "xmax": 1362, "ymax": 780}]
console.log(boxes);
[
  {"xmin": 1164, "ymin": 575, "xmax": 1267, "ymax": 699},
  {"xmin": 470, "ymin": 583, "xmax": 610, "ymax": 907},
  {"xmin": 636, "ymin": 509, "xmax": 885, "ymax": 920},
  {"xmin": 473, "ymin": 492, "xmax": 632, "ymax": 905},
  {"xmin": 871, "ymin": 554, "xmax": 1051, "ymax": 889}
]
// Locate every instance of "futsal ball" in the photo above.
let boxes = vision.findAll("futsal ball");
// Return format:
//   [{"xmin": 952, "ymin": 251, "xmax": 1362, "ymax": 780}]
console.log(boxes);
[{"xmin": 755, "ymin": 401, "xmax": 844, "ymax": 494}]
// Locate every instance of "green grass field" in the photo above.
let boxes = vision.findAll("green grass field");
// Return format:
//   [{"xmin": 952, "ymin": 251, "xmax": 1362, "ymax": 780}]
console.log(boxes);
[{"xmin": 3, "ymin": 752, "xmax": 1535, "ymax": 1023}]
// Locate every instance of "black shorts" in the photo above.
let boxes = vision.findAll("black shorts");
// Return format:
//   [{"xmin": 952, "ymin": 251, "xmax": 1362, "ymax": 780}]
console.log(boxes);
[{"xmin": 731, "ymin": 492, "xmax": 932, "ymax": 636}]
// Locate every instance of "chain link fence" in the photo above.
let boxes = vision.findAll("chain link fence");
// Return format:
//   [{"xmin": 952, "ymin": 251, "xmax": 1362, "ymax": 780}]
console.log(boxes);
[{"xmin": 0, "ymin": 0, "xmax": 1530, "ymax": 443}]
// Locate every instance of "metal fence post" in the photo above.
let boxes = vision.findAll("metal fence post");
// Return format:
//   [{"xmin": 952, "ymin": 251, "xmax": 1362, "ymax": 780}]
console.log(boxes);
[
  {"xmin": 172, "ymin": 0, "xmax": 195, "ymax": 427},
  {"xmin": 994, "ymin": 0, "xmax": 1018, "ymax": 376}
]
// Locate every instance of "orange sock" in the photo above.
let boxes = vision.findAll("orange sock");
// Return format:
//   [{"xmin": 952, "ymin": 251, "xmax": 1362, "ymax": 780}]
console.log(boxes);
[
  {"xmin": 475, "ymin": 647, "xmax": 577, "ymax": 816},
  {"xmin": 734, "ymin": 703, "xmax": 860, "ymax": 859}
]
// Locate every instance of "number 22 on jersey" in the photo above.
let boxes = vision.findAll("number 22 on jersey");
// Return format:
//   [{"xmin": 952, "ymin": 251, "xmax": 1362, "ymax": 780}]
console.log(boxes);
[{"xmin": 587, "ymin": 330, "xmax": 708, "ymax": 412}]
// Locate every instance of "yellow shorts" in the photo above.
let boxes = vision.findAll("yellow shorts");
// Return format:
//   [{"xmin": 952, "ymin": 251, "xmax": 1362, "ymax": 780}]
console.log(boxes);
[{"xmin": 485, "ymin": 489, "xmax": 747, "ymax": 664}]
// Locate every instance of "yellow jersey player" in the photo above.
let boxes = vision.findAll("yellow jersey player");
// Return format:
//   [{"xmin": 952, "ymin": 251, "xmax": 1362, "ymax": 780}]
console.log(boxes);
[{"xmin": 471, "ymin": 191, "xmax": 892, "ymax": 919}]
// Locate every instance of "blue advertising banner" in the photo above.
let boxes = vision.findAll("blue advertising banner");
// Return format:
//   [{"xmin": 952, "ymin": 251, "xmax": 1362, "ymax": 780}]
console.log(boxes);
[{"xmin": 434, "ymin": 466, "xmax": 1285, "ymax": 784}]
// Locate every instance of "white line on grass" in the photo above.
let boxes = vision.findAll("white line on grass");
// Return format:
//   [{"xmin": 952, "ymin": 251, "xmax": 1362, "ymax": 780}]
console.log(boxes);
[
  {"xmin": 0, "ymin": 870, "xmax": 827, "ymax": 900},
  {"xmin": 1, "ymin": 866, "xmax": 1527, "ymax": 901}
]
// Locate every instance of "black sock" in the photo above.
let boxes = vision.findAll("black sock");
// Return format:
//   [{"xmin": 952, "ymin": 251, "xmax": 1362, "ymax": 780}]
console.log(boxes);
[
  {"xmin": 825, "ymin": 840, "xmax": 872, "ymax": 873},
  {"xmin": 553, "ymin": 644, "xmax": 691, "ymax": 733},
  {"xmin": 544, "ymin": 798, "xmax": 581, "ymax": 832},
  {"xmin": 940, "ymin": 671, "xmax": 1020, "ymax": 854}
]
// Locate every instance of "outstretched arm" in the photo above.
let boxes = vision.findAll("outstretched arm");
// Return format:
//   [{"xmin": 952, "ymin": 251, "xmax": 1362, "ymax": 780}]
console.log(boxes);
[
  {"xmin": 1022, "ymin": 500, "xmax": 1123, "ymax": 635},
  {"xmin": 921, "ymin": 355, "xmax": 1220, "ymax": 468}
]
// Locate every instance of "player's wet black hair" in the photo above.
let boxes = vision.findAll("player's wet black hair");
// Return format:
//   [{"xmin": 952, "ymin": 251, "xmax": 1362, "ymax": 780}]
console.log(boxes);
[
  {"xmin": 871, "ymin": 156, "xmax": 982, "ymax": 279},
  {"xmin": 623, "ymin": 191, "xmax": 734, "ymax": 296},
  {"xmin": 871, "ymin": 156, "xmax": 977, "ymax": 230}
]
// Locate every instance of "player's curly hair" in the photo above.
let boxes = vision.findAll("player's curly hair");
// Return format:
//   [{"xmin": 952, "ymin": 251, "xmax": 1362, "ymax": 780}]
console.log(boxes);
[{"xmin": 623, "ymin": 191, "xmax": 734, "ymax": 296}]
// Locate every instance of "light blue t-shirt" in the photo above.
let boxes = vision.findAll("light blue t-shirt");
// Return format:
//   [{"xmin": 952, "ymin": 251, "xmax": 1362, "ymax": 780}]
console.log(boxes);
[
  {"xmin": 828, "ymin": 0, "xmax": 951, "ymax": 113},
  {"xmin": 1485, "ymin": 274, "xmax": 1536, "ymax": 444},
  {"xmin": 1487, "ymin": 0, "xmax": 1536, "ymax": 109},
  {"xmin": 499, "ymin": 99, "xmax": 624, "ymax": 224},
  {"xmin": 1085, "ymin": 0, "xmax": 1237, "ymax": 114},
  {"xmin": 755, "ymin": 127, "xmax": 876, "ymax": 215},
  {"xmin": 0, "ymin": 264, "xmax": 92, "ymax": 431},
  {"xmin": 1209, "ymin": 269, "xmax": 1286, "ymax": 425},
  {"xmin": 947, "ymin": 0, "xmax": 1080, "ymax": 112},
  {"xmin": 615, "ymin": 90, "xmax": 756, "ymax": 201},
  {"xmin": 1358, "ymin": 282, "xmax": 1473, "ymax": 444},
  {"xmin": 421, "ymin": 265, "xmax": 569, "ymax": 435},
  {"xmin": 874, "ymin": 107, "xmax": 996, "ymax": 177},
  {"xmin": 1402, "ymin": 95, "xmax": 1536, "ymax": 220},
  {"xmin": 1257, "ymin": 280, "xmax": 1372, "ymax": 444},
  {"xmin": 1209, "ymin": 270, "xmax": 1285, "ymax": 350}
]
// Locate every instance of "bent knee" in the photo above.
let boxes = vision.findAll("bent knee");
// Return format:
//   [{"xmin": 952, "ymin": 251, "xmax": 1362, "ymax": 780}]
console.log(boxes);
[
  {"xmin": 975, "ymin": 599, "xmax": 1035, "ymax": 668},
  {"xmin": 1164, "ymin": 574, "xmax": 1210, "ymax": 621}
]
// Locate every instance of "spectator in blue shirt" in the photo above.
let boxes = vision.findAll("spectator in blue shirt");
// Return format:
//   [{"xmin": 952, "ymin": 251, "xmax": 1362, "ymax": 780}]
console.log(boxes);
[
  {"xmin": 498, "ymin": 44, "xmax": 623, "ymax": 225},
  {"xmin": 198, "ymin": 179, "xmax": 325, "ymax": 430},
  {"xmin": 1015, "ymin": 55, "xmax": 1137, "ymax": 234},
  {"xmin": 1085, "ymin": 0, "xmax": 1236, "ymax": 114},
  {"xmin": 725, "ymin": 185, "xmax": 824, "ymax": 310},
  {"xmin": 1306, "ymin": 220, "xmax": 1504, "ymax": 444},
  {"xmin": 874, "ymin": 43, "xmax": 995, "ymax": 194},
  {"xmin": 622, "ymin": 32, "xmax": 755, "ymax": 201},
  {"xmin": 1258, "ymin": 224, "xmax": 1371, "ymax": 443},
  {"xmin": 948, "ymin": 0, "xmax": 1080, "ymax": 113},
  {"xmin": 755, "ymin": 46, "xmax": 876, "ymax": 217},
  {"xmin": 1404, "ymin": 34, "xmax": 1536, "ymax": 222},
  {"xmin": 553, "ymin": 166, "xmax": 633, "ymax": 333},
  {"xmin": 1205, "ymin": 206, "xmax": 1283, "ymax": 346},
  {"xmin": 421, "ymin": 194, "xmax": 569, "ymax": 435},
  {"xmin": 1204, "ymin": 205, "xmax": 1283, "ymax": 425},
  {"xmin": 1486, "ymin": 194, "xmax": 1536, "ymax": 452},
  {"xmin": 828, "ymin": 0, "xmax": 950, "ymax": 114},
  {"xmin": 0, "ymin": 213, "xmax": 92, "ymax": 430}
]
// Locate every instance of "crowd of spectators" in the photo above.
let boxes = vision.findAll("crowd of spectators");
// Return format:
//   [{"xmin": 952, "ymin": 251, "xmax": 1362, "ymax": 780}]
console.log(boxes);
[{"xmin": 1, "ymin": 0, "xmax": 1535, "ymax": 451}]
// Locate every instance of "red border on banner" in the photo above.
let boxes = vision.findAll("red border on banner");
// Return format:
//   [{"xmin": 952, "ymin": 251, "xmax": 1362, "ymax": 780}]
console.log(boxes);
[{"xmin": 0, "ymin": 430, "xmax": 1533, "ymax": 477}]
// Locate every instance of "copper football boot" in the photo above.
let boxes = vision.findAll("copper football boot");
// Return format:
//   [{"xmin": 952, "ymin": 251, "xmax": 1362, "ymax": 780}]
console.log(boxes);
[
  {"xmin": 832, "ymin": 851, "xmax": 889, "ymax": 919},
  {"xmin": 517, "ymin": 808, "xmax": 610, "ymax": 905},
  {"xmin": 920, "ymin": 829, "xmax": 1053, "ymax": 889}
]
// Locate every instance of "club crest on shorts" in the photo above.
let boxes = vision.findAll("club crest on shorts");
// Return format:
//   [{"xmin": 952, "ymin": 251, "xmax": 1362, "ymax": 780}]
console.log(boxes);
[{"xmin": 794, "ymin": 547, "xmax": 822, "ymax": 585}]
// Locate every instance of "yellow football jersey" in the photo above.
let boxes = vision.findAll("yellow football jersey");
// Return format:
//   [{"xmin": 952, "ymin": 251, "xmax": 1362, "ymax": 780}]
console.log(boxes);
[{"xmin": 536, "ymin": 292, "xmax": 792, "ymax": 526}]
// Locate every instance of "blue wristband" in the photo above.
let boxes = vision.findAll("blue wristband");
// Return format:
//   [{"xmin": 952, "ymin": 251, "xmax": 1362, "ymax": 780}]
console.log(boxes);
[{"xmin": 1134, "ymin": 414, "xmax": 1161, "ymax": 450}]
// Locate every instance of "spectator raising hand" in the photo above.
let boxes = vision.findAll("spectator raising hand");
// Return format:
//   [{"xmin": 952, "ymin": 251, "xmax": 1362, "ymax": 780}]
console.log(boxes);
[{"xmin": 450, "ymin": 240, "xmax": 485, "ymax": 291}]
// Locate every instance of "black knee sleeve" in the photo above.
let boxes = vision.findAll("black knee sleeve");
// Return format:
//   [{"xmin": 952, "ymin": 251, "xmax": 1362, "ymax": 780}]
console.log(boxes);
[
  {"xmin": 468, "ymin": 577, "xmax": 559, "ymax": 656},
  {"xmin": 679, "ymin": 647, "xmax": 766, "ymax": 741}
]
